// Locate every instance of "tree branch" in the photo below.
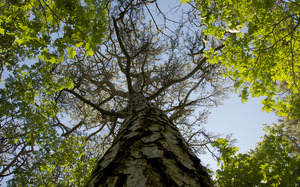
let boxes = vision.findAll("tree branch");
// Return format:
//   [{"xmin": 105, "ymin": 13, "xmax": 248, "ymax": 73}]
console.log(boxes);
[
  {"xmin": 147, "ymin": 43, "xmax": 224, "ymax": 101},
  {"xmin": 113, "ymin": 17, "xmax": 134, "ymax": 93},
  {"xmin": 62, "ymin": 120, "xmax": 84, "ymax": 137},
  {"xmin": 0, "ymin": 145, "xmax": 29, "ymax": 177},
  {"xmin": 65, "ymin": 89, "xmax": 125, "ymax": 118},
  {"xmin": 85, "ymin": 121, "xmax": 107, "ymax": 141},
  {"xmin": 148, "ymin": 57, "xmax": 208, "ymax": 100}
]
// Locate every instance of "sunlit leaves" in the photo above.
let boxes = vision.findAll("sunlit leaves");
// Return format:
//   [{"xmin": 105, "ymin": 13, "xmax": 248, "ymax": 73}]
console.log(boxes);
[
  {"xmin": 0, "ymin": 28, "xmax": 4, "ymax": 34},
  {"xmin": 0, "ymin": 0, "xmax": 108, "ymax": 66},
  {"xmin": 213, "ymin": 124, "xmax": 300, "ymax": 186},
  {"xmin": 180, "ymin": 0, "xmax": 190, "ymax": 3},
  {"xmin": 67, "ymin": 47, "xmax": 77, "ymax": 59},
  {"xmin": 0, "ymin": 0, "xmax": 108, "ymax": 183},
  {"xmin": 191, "ymin": 0, "xmax": 300, "ymax": 118},
  {"xmin": 8, "ymin": 135, "xmax": 97, "ymax": 187},
  {"xmin": 86, "ymin": 48, "xmax": 94, "ymax": 57}
]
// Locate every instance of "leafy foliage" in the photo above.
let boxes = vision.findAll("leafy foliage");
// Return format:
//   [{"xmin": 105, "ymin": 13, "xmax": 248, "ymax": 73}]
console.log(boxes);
[
  {"xmin": 7, "ymin": 135, "xmax": 93, "ymax": 186},
  {"xmin": 0, "ymin": 0, "xmax": 108, "ymax": 184},
  {"xmin": 213, "ymin": 124, "xmax": 300, "ymax": 186},
  {"xmin": 279, "ymin": 116, "xmax": 300, "ymax": 154},
  {"xmin": 188, "ymin": 0, "xmax": 300, "ymax": 118}
]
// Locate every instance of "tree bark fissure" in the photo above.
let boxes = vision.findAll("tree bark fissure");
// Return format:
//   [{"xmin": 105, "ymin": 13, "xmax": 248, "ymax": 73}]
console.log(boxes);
[{"xmin": 86, "ymin": 93, "xmax": 213, "ymax": 187}]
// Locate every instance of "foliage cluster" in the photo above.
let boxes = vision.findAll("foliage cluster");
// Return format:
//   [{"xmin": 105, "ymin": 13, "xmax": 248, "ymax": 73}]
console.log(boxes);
[
  {"xmin": 1, "ymin": 0, "xmax": 108, "ymax": 185},
  {"xmin": 213, "ymin": 124, "xmax": 300, "ymax": 186},
  {"xmin": 186, "ymin": 0, "xmax": 300, "ymax": 119},
  {"xmin": 181, "ymin": 0, "xmax": 300, "ymax": 185}
]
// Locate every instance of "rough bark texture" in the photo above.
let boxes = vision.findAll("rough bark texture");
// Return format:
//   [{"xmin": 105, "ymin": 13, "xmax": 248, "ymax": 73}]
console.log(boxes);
[{"xmin": 86, "ymin": 93, "xmax": 213, "ymax": 187}]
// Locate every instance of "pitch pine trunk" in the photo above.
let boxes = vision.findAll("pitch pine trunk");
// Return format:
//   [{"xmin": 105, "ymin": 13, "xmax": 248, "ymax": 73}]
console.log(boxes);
[{"xmin": 86, "ymin": 93, "xmax": 213, "ymax": 186}]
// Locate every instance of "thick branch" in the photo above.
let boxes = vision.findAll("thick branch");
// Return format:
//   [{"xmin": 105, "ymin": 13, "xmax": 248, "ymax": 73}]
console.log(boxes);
[
  {"xmin": 0, "ymin": 146, "xmax": 28, "ymax": 177},
  {"xmin": 113, "ymin": 17, "xmax": 134, "ymax": 93},
  {"xmin": 65, "ymin": 89, "xmax": 125, "ymax": 118},
  {"xmin": 55, "ymin": 117, "xmax": 69, "ymax": 133},
  {"xmin": 83, "ymin": 76, "xmax": 128, "ymax": 98},
  {"xmin": 85, "ymin": 121, "xmax": 107, "ymax": 141},
  {"xmin": 62, "ymin": 120, "xmax": 84, "ymax": 137}
]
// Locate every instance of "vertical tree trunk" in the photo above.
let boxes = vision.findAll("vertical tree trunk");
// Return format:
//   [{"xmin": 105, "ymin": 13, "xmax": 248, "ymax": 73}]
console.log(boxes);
[{"xmin": 86, "ymin": 93, "xmax": 213, "ymax": 187}]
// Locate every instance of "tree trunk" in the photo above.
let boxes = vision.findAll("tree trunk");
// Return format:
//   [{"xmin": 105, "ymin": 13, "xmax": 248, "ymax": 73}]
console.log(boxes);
[{"xmin": 86, "ymin": 93, "xmax": 213, "ymax": 187}]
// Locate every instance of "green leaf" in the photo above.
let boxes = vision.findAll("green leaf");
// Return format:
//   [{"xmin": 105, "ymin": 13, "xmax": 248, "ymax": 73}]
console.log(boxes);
[
  {"xmin": 67, "ymin": 47, "xmax": 76, "ymax": 59},
  {"xmin": 180, "ymin": 0, "xmax": 190, "ymax": 3},
  {"xmin": 0, "ymin": 27, "xmax": 4, "ymax": 34},
  {"xmin": 75, "ymin": 42, "xmax": 84, "ymax": 48},
  {"xmin": 86, "ymin": 48, "xmax": 94, "ymax": 57}
]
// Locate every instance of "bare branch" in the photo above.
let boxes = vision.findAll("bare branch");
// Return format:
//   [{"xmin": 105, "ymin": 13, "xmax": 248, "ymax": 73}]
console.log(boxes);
[
  {"xmin": 113, "ymin": 17, "xmax": 134, "ymax": 93},
  {"xmin": 85, "ymin": 121, "xmax": 107, "ymax": 141},
  {"xmin": 62, "ymin": 120, "xmax": 84, "ymax": 137},
  {"xmin": 65, "ymin": 89, "xmax": 125, "ymax": 118},
  {"xmin": 148, "ymin": 57, "xmax": 208, "ymax": 100}
]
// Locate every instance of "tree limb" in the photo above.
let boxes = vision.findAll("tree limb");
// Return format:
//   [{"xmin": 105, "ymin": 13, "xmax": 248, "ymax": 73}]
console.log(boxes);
[
  {"xmin": 113, "ymin": 17, "xmax": 134, "ymax": 93},
  {"xmin": 62, "ymin": 120, "xmax": 84, "ymax": 137},
  {"xmin": 65, "ymin": 89, "xmax": 125, "ymax": 118},
  {"xmin": 148, "ymin": 57, "xmax": 208, "ymax": 100}
]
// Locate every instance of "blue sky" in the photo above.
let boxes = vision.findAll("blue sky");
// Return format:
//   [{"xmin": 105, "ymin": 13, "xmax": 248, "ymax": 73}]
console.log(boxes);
[{"xmin": 201, "ymin": 92, "xmax": 278, "ymax": 171}]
